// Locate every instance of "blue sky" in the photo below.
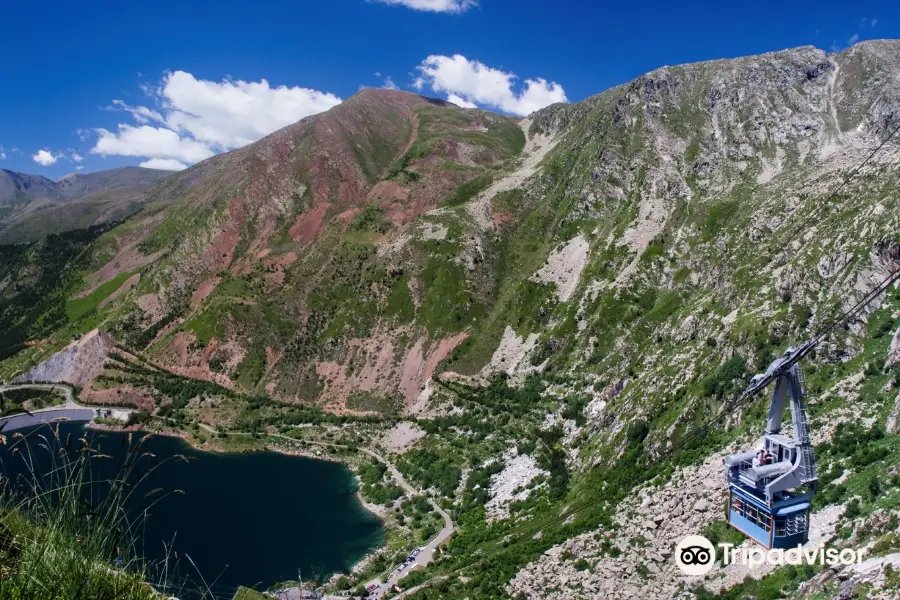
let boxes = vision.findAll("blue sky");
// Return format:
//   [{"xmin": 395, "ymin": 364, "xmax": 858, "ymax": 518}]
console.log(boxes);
[{"xmin": 1, "ymin": 0, "xmax": 897, "ymax": 179}]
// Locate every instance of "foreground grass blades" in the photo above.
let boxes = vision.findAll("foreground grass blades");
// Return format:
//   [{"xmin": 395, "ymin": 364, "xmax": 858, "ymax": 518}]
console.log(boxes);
[{"xmin": 0, "ymin": 425, "xmax": 210, "ymax": 600}]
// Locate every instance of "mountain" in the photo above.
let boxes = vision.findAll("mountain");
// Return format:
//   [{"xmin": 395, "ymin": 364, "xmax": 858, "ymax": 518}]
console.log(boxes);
[
  {"xmin": 2, "ymin": 41, "xmax": 900, "ymax": 599},
  {"xmin": 0, "ymin": 166, "xmax": 173, "ymax": 243}
]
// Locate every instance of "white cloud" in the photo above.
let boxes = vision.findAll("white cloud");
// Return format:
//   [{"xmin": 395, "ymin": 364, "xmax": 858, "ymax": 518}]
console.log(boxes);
[
  {"xmin": 32, "ymin": 149, "xmax": 61, "ymax": 166},
  {"xmin": 93, "ymin": 124, "xmax": 215, "ymax": 164},
  {"xmin": 872, "ymin": 18, "xmax": 878, "ymax": 26},
  {"xmin": 415, "ymin": 54, "xmax": 567, "ymax": 117},
  {"xmin": 70, "ymin": 151, "xmax": 83, "ymax": 162},
  {"xmin": 372, "ymin": 0, "xmax": 477, "ymax": 13},
  {"xmin": 448, "ymin": 93, "xmax": 478, "ymax": 109},
  {"xmin": 159, "ymin": 71, "xmax": 342, "ymax": 149},
  {"xmin": 107, "ymin": 99, "xmax": 164, "ymax": 124},
  {"xmin": 848, "ymin": 33, "xmax": 860, "ymax": 45},
  {"xmin": 89, "ymin": 70, "xmax": 342, "ymax": 168},
  {"xmin": 140, "ymin": 158, "xmax": 188, "ymax": 171},
  {"xmin": 76, "ymin": 165, "xmax": 84, "ymax": 171},
  {"xmin": 0, "ymin": 146, "xmax": 5, "ymax": 160},
  {"xmin": 382, "ymin": 76, "xmax": 399, "ymax": 90}
]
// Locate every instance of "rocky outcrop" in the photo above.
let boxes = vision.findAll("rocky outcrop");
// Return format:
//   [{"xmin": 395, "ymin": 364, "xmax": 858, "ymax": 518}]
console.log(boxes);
[
  {"xmin": 12, "ymin": 330, "xmax": 116, "ymax": 388},
  {"xmin": 887, "ymin": 327, "xmax": 900, "ymax": 369},
  {"xmin": 485, "ymin": 450, "xmax": 548, "ymax": 523}
]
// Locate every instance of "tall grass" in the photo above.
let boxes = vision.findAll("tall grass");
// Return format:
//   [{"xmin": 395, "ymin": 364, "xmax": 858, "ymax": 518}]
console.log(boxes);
[{"xmin": 0, "ymin": 424, "xmax": 214, "ymax": 600}]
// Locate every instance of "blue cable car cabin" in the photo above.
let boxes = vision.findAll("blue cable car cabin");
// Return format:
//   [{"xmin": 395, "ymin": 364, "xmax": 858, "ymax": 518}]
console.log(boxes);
[
  {"xmin": 723, "ymin": 347, "xmax": 818, "ymax": 549},
  {"xmin": 725, "ymin": 463, "xmax": 813, "ymax": 548}
]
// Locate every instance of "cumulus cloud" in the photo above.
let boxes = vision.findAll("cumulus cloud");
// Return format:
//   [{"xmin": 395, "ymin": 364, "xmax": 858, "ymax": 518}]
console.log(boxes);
[
  {"xmin": 382, "ymin": 76, "xmax": 399, "ymax": 90},
  {"xmin": 93, "ymin": 124, "xmax": 215, "ymax": 164},
  {"xmin": 90, "ymin": 71, "xmax": 342, "ymax": 168},
  {"xmin": 70, "ymin": 151, "xmax": 83, "ymax": 162},
  {"xmin": 32, "ymin": 149, "xmax": 61, "ymax": 166},
  {"xmin": 415, "ymin": 54, "xmax": 567, "ymax": 117},
  {"xmin": 159, "ymin": 71, "xmax": 342, "ymax": 148},
  {"xmin": 372, "ymin": 0, "xmax": 477, "ymax": 13},
  {"xmin": 107, "ymin": 99, "xmax": 164, "ymax": 125},
  {"xmin": 140, "ymin": 158, "xmax": 188, "ymax": 171},
  {"xmin": 447, "ymin": 93, "xmax": 478, "ymax": 109}
]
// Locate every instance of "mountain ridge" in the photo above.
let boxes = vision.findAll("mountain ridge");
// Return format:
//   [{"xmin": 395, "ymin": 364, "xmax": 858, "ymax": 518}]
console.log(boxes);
[{"xmin": 0, "ymin": 166, "xmax": 173, "ymax": 243}]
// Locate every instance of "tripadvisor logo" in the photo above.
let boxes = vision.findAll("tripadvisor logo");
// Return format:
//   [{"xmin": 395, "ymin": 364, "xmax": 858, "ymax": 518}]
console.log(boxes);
[
  {"xmin": 674, "ymin": 535, "xmax": 869, "ymax": 575},
  {"xmin": 675, "ymin": 535, "xmax": 716, "ymax": 575}
]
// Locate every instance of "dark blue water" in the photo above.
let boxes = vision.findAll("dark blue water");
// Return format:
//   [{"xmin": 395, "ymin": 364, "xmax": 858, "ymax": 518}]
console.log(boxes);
[{"xmin": 0, "ymin": 423, "xmax": 383, "ymax": 597}]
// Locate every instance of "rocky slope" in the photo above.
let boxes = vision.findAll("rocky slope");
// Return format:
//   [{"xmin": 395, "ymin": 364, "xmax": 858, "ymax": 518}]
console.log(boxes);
[{"xmin": 12, "ymin": 329, "xmax": 115, "ymax": 387}]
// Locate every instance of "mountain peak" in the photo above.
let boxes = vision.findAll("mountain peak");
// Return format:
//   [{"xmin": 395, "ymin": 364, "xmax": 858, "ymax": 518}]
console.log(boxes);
[{"xmin": 348, "ymin": 87, "xmax": 454, "ymax": 109}]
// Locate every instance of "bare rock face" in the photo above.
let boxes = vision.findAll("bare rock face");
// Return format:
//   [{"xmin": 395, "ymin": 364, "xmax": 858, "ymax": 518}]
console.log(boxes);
[
  {"xmin": 887, "ymin": 327, "xmax": 900, "ymax": 370},
  {"xmin": 678, "ymin": 315, "xmax": 700, "ymax": 341},
  {"xmin": 12, "ymin": 330, "xmax": 115, "ymax": 387}
]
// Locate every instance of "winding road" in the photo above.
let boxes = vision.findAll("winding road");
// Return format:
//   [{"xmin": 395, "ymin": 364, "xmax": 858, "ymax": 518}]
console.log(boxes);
[
  {"xmin": 0, "ymin": 383, "xmax": 94, "ymax": 432},
  {"xmin": 0, "ymin": 383, "xmax": 77, "ymax": 405},
  {"xmin": 0, "ymin": 383, "xmax": 134, "ymax": 434}
]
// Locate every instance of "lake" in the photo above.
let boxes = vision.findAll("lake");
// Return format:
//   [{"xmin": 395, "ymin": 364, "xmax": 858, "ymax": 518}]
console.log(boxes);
[{"xmin": 0, "ymin": 422, "xmax": 384, "ymax": 598}]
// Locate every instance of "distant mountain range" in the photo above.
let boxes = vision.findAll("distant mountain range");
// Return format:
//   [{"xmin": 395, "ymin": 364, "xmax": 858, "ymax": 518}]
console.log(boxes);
[{"xmin": 0, "ymin": 166, "xmax": 173, "ymax": 243}]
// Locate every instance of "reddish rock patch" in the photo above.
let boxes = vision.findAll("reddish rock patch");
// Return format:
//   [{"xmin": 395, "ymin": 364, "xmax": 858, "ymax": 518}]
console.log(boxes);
[
  {"xmin": 202, "ymin": 196, "xmax": 245, "ymax": 272},
  {"xmin": 157, "ymin": 333, "xmax": 240, "ymax": 389},
  {"xmin": 265, "ymin": 271, "xmax": 285, "ymax": 285},
  {"xmin": 191, "ymin": 276, "xmax": 221, "ymax": 309},
  {"xmin": 316, "ymin": 361, "xmax": 347, "ymax": 404},
  {"xmin": 265, "ymin": 346, "xmax": 283, "ymax": 372},
  {"xmin": 289, "ymin": 203, "xmax": 328, "ymax": 244},
  {"xmin": 263, "ymin": 252, "xmax": 298, "ymax": 269},
  {"xmin": 367, "ymin": 180, "xmax": 410, "ymax": 205},
  {"xmin": 399, "ymin": 332, "xmax": 468, "ymax": 402},
  {"xmin": 136, "ymin": 293, "xmax": 164, "ymax": 325},
  {"xmin": 336, "ymin": 208, "xmax": 362, "ymax": 223},
  {"xmin": 355, "ymin": 337, "xmax": 396, "ymax": 392},
  {"xmin": 261, "ymin": 252, "xmax": 297, "ymax": 287},
  {"xmin": 83, "ymin": 386, "xmax": 155, "ymax": 411},
  {"xmin": 492, "ymin": 211, "xmax": 515, "ymax": 228}
]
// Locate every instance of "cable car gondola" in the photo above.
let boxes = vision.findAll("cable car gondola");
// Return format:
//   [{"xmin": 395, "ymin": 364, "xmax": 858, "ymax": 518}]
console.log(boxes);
[{"xmin": 722, "ymin": 342, "xmax": 818, "ymax": 549}]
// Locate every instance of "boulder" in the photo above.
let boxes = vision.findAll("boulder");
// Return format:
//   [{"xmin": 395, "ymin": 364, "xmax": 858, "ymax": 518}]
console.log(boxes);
[{"xmin": 679, "ymin": 315, "xmax": 700, "ymax": 341}]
